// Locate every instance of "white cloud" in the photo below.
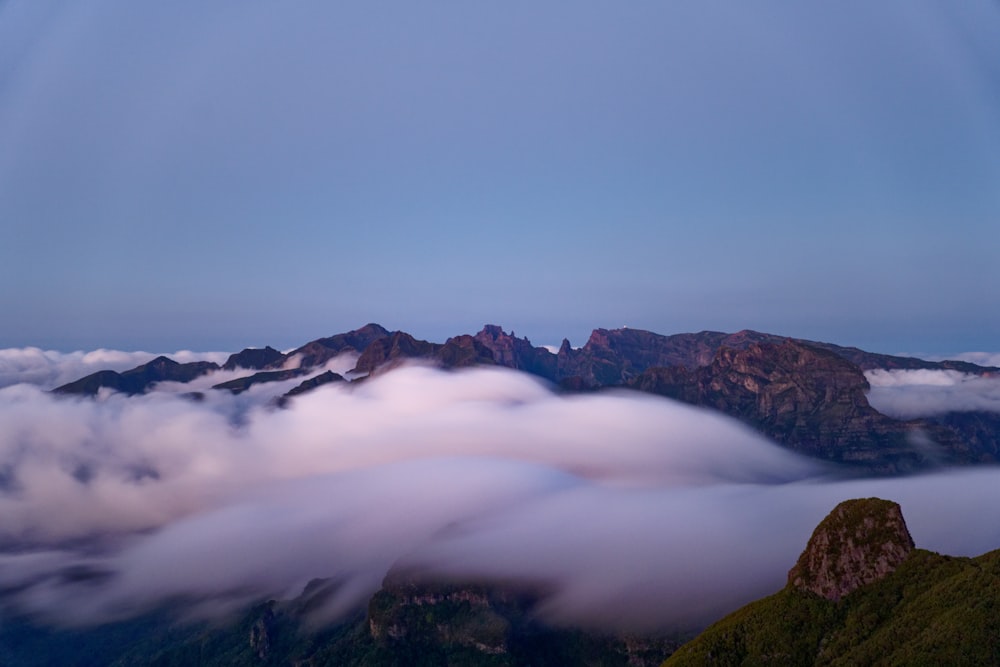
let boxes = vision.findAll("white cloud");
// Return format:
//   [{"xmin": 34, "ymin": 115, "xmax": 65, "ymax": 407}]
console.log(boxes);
[
  {"xmin": 952, "ymin": 352, "xmax": 1000, "ymax": 368},
  {"xmin": 0, "ymin": 347, "xmax": 228, "ymax": 390},
  {"xmin": 866, "ymin": 369, "xmax": 1000, "ymax": 418},
  {"xmin": 3, "ymin": 359, "xmax": 1000, "ymax": 635}
]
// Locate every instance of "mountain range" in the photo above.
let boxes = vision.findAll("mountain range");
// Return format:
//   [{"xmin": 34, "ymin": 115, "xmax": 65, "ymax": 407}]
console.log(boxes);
[
  {"xmin": 9, "ymin": 324, "xmax": 1000, "ymax": 664},
  {"xmin": 52, "ymin": 323, "xmax": 1000, "ymax": 475}
]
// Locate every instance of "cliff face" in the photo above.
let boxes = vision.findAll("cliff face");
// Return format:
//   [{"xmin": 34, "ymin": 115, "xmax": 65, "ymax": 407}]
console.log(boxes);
[
  {"xmin": 554, "ymin": 328, "xmax": 789, "ymax": 388},
  {"xmin": 787, "ymin": 498, "xmax": 914, "ymax": 601},
  {"xmin": 630, "ymin": 341, "xmax": 923, "ymax": 472},
  {"xmin": 351, "ymin": 331, "xmax": 441, "ymax": 374},
  {"xmin": 474, "ymin": 325, "xmax": 557, "ymax": 379}
]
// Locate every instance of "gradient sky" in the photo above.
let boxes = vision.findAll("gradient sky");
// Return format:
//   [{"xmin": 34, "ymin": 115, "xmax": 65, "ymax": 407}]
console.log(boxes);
[{"xmin": 1, "ymin": 1, "xmax": 998, "ymax": 354}]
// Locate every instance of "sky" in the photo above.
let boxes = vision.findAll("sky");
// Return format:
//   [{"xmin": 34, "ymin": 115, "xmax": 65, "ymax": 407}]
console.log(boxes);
[{"xmin": 1, "ymin": 1, "xmax": 999, "ymax": 354}]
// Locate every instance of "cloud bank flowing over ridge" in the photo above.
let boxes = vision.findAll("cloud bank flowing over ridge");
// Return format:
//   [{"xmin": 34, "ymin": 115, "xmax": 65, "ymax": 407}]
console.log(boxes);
[
  {"xmin": 2, "ymin": 350, "xmax": 1000, "ymax": 633},
  {"xmin": 866, "ymin": 368, "xmax": 1000, "ymax": 419},
  {"xmin": 0, "ymin": 347, "xmax": 229, "ymax": 390}
]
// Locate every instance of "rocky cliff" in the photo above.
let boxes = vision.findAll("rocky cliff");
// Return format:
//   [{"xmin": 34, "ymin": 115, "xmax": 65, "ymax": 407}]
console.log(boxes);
[
  {"xmin": 787, "ymin": 498, "xmax": 914, "ymax": 601},
  {"xmin": 629, "ymin": 341, "xmax": 925, "ymax": 471},
  {"xmin": 664, "ymin": 498, "xmax": 1000, "ymax": 666}
]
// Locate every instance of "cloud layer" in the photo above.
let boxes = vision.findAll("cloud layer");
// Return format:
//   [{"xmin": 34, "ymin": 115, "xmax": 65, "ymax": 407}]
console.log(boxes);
[
  {"xmin": 0, "ymin": 347, "xmax": 228, "ymax": 390},
  {"xmin": 866, "ymin": 369, "xmax": 1000, "ymax": 419},
  {"xmin": 2, "ymin": 352, "xmax": 1000, "ymax": 634}
]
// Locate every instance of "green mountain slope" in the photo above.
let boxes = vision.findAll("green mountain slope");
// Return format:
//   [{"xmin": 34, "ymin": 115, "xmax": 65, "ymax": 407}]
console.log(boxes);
[{"xmin": 664, "ymin": 501, "xmax": 1000, "ymax": 666}]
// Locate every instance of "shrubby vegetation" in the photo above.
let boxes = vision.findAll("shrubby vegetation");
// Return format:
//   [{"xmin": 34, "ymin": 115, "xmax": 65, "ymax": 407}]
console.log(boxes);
[{"xmin": 664, "ymin": 549, "xmax": 1000, "ymax": 666}]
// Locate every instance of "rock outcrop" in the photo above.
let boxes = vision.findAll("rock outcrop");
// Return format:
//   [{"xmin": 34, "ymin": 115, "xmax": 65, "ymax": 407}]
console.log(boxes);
[
  {"xmin": 663, "ymin": 497, "xmax": 1000, "ymax": 666},
  {"xmin": 473, "ymin": 325, "xmax": 557, "ymax": 378},
  {"xmin": 630, "ymin": 341, "xmax": 928, "ymax": 471},
  {"xmin": 788, "ymin": 498, "xmax": 914, "ymax": 601}
]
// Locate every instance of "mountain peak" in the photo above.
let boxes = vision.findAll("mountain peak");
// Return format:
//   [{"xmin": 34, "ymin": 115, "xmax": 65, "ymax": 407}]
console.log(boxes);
[
  {"xmin": 476, "ymin": 324, "xmax": 508, "ymax": 340},
  {"xmin": 787, "ymin": 497, "xmax": 914, "ymax": 601},
  {"xmin": 222, "ymin": 345, "xmax": 284, "ymax": 371}
]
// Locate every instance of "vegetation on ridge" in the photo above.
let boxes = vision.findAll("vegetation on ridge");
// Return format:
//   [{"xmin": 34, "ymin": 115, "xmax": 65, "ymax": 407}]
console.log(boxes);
[{"xmin": 664, "ymin": 499, "xmax": 1000, "ymax": 666}]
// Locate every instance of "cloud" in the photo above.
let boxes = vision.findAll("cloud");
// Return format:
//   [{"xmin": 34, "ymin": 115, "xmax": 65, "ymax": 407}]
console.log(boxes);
[
  {"xmin": 0, "ymin": 347, "xmax": 228, "ymax": 390},
  {"xmin": 3, "ymin": 360, "xmax": 1000, "ymax": 636},
  {"xmin": 866, "ymin": 369, "xmax": 1000, "ymax": 418},
  {"xmin": 952, "ymin": 352, "xmax": 1000, "ymax": 368}
]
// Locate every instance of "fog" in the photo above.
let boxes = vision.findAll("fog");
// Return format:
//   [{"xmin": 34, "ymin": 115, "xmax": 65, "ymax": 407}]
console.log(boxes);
[
  {"xmin": 0, "ymin": 347, "xmax": 229, "ymax": 390},
  {"xmin": 2, "ymin": 352, "xmax": 1000, "ymax": 633},
  {"xmin": 866, "ymin": 368, "xmax": 1000, "ymax": 419}
]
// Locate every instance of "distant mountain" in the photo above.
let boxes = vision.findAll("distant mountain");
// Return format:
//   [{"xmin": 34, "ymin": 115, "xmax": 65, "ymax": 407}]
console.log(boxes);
[
  {"xmin": 663, "ymin": 498, "xmax": 1000, "ymax": 666},
  {"xmin": 283, "ymin": 323, "xmax": 391, "ymax": 368},
  {"xmin": 50, "ymin": 324, "xmax": 1000, "ymax": 474},
  {"xmin": 222, "ymin": 345, "xmax": 285, "ymax": 371},
  {"xmin": 211, "ymin": 368, "xmax": 312, "ymax": 395},
  {"xmin": 51, "ymin": 356, "xmax": 219, "ymax": 396}
]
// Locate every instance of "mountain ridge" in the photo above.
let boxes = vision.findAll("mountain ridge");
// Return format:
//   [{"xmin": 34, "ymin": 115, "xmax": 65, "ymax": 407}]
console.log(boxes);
[{"xmin": 50, "ymin": 324, "xmax": 1000, "ymax": 474}]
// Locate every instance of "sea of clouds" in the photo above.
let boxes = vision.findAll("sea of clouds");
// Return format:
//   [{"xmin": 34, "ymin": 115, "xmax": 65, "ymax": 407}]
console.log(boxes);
[{"xmin": 1, "ymin": 350, "xmax": 1000, "ymax": 633}]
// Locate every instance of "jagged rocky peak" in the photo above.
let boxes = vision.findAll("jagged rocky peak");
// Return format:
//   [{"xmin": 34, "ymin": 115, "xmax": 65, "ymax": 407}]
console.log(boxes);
[
  {"xmin": 476, "ymin": 323, "xmax": 511, "ymax": 342},
  {"xmin": 558, "ymin": 338, "xmax": 572, "ymax": 355},
  {"xmin": 788, "ymin": 497, "xmax": 914, "ymax": 601},
  {"xmin": 474, "ymin": 324, "xmax": 536, "ymax": 354},
  {"xmin": 472, "ymin": 324, "xmax": 557, "ymax": 378}
]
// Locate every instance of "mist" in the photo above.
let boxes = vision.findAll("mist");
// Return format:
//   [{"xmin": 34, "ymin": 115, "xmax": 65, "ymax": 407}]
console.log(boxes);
[
  {"xmin": 0, "ymin": 347, "xmax": 229, "ymax": 390},
  {"xmin": 2, "ymin": 353, "xmax": 1000, "ymax": 634},
  {"xmin": 866, "ymin": 368, "xmax": 1000, "ymax": 419}
]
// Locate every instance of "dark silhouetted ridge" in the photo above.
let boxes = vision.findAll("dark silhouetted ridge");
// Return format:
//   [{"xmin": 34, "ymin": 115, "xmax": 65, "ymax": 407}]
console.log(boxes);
[
  {"xmin": 53, "ymin": 356, "xmax": 219, "ymax": 396},
  {"xmin": 222, "ymin": 345, "xmax": 285, "ymax": 371}
]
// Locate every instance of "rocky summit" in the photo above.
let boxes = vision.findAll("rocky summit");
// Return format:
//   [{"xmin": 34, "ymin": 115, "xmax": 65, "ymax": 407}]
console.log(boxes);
[
  {"xmin": 664, "ymin": 498, "xmax": 1000, "ymax": 666},
  {"xmin": 787, "ymin": 498, "xmax": 914, "ymax": 601}
]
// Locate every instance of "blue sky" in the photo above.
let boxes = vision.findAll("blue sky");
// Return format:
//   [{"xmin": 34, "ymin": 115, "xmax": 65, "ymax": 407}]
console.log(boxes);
[{"xmin": 1, "ymin": 1, "xmax": 998, "ymax": 355}]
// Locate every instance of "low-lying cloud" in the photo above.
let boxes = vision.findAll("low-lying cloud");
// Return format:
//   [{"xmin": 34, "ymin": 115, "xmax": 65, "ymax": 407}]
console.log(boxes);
[
  {"xmin": 0, "ymin": 347, "xmax": 229, "ymax": 390},
  {"xmin": 866, "ymin": 368, "xmax": 1000, "ymax": 419},
  {"xmin": 2, "ymin": 352, "xmax": 1000, "ymax": 635}
]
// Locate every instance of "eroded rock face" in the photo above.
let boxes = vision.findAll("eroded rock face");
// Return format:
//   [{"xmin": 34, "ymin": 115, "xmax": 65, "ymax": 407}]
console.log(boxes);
[
  {"xmin": 629, "ymin": 340, "xmax": 928, "ymax": 472},
  {"xmin": 788, "ymin": 497, "xmax": 914, "ymax": 601},
  {"xmin": 473, "ymin": 325, "xmax": 557, "ymax": 379}
]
